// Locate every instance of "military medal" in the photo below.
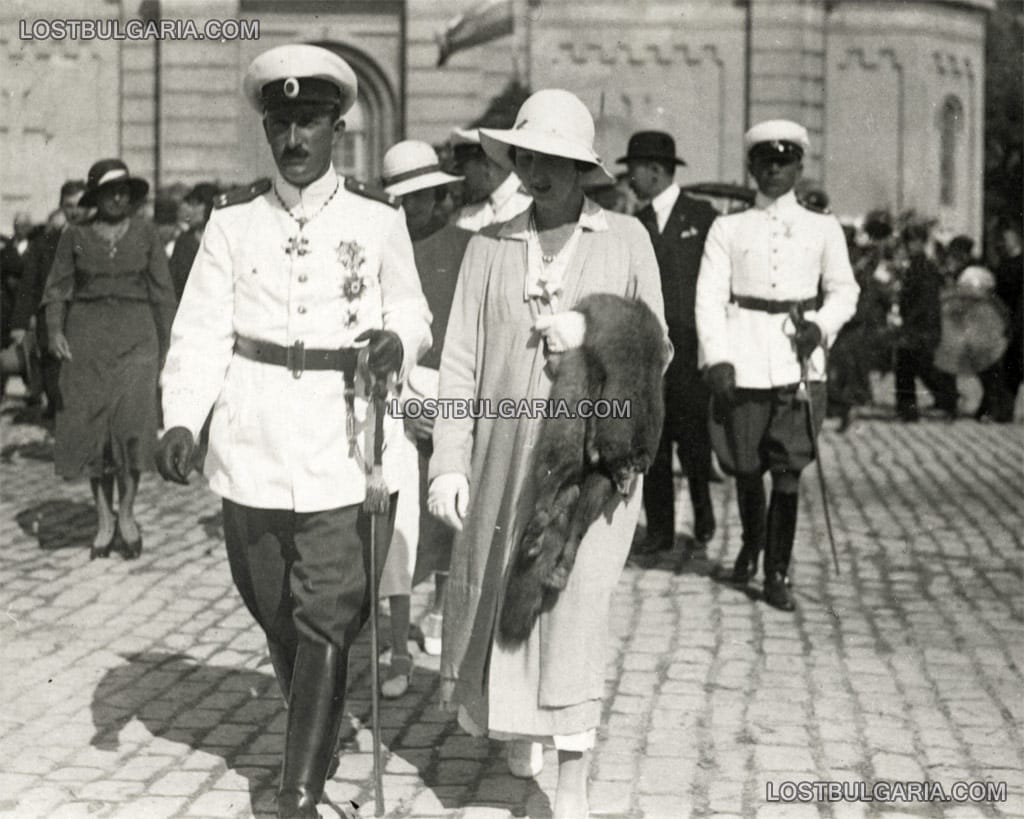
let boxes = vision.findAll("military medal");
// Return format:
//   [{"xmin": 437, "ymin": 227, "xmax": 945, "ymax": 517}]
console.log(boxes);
[{"xmin": 274, "ymin": 180, "xmax": 340, "ymax": 256}]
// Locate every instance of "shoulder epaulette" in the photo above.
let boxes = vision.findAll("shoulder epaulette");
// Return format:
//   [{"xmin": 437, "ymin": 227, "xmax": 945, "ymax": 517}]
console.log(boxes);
[
  {"xmin": 214, "ymin": 178, "xmax": 272, "ymax": 209},
  {"xmin": 344, "ymin": 177, "xmax": 399, "ymax": 208}
]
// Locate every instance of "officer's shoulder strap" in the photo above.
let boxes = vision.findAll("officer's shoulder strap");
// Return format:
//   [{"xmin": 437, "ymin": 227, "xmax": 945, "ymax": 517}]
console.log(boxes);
[
  {"xmin": 344, "ymin": 176, "xmax": 399, "ymax": 209},
  {"xmin": 214, "ymin": 178, "xmax": 272, "ymax": 210}
]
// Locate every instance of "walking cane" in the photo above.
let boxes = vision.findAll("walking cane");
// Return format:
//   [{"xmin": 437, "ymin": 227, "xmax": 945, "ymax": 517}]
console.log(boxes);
[
  {"xmin": 363, "ymin": 373, "xmax": 389, "ymax": 817},
  {"xmin": 789, "ymin": 306, "xmax": 842, "ymax": 576}
]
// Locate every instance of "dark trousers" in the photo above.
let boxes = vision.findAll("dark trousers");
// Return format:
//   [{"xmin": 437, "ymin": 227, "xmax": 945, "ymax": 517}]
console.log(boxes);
[
  {"xmin": 895, "ymin": 347, "xmax": 958, "ymax": 417},
  {"xmin": 643, "ymin": 337, "xmax": 712, "ymax": 542},
  {"xmin": 223, "ymin": 497, "xmax": 396, "ymax": 675}
]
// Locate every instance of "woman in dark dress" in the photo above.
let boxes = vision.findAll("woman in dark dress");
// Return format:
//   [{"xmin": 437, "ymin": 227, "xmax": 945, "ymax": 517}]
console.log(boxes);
[{"xmin": 42, "ymin": 159, "xmax": 176, "ymax": 559}]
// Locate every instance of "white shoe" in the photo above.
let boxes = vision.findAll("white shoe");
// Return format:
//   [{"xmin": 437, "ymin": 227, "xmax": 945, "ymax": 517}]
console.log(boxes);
[
  {"xmin": 507, "ymin": 740, "xmax": 544, "ymax": 778},
  {"xmin": 421, "ymin": 612, "xmax": 443, "ymax": 656},
  {"xmin": 381, "ymin": 654, "xmax": 413, "ymax": 699}
]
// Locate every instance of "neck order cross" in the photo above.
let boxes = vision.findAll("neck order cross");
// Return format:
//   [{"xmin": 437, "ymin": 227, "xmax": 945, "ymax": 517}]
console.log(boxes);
[{"xmin": 275, "ymin": 180, "xmax": 340, "ymax": 257}]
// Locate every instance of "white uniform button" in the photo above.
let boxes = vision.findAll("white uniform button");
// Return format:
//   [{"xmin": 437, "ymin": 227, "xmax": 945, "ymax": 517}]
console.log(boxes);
[
  {"xmin": 298, "ymin": 306, "xmax": 307, "ymax": 314},
  {"xmin": 298, "ymin": 274, "xmax": 308, "ymax": 283}
]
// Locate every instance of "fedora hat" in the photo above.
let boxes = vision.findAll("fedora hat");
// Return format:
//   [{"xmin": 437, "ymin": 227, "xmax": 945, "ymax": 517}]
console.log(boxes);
[
  {"xmin": 479, "ymin": 89, "xmax": 613, "ymax": 181},
  {"xmin": 382, "ymin": 140, "xmax": 463, "ymax": 197},
  {"xmin": 80, "ymin": 159, "xmax": 149, "ymax": 208},
  {"xmin": 617, "ymin": 131, "xmax": 686, "ymax": 166}
]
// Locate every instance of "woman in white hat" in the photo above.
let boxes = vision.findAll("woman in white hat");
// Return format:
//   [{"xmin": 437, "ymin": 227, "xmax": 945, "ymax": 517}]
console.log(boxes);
[
  {"xmin": 427, "ymin": 90, "xmax": 667, "ymax": 817},
  {"xmin": 377, "ymin": 140, "xmax": 472, "ymax": 697}
]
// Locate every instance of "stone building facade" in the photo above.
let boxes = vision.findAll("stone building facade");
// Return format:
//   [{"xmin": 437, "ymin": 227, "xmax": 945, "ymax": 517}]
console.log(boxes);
[{"xmin": 1, "ymin": 0, "xmax": 991, "ymax": 240}]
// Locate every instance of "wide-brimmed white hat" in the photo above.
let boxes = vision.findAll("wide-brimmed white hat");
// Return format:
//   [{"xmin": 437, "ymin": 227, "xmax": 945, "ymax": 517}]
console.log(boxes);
[
  {"xmin": 382, "ymin": 140, "xmax": 462, "ymax": 197},
  {"xmin": 479, "ymin": 89, "xmax": 613, "ymax": 181}
]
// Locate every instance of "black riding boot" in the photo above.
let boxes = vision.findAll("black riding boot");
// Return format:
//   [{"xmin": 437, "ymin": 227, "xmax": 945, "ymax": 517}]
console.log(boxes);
[
  {"xmin": 267, "ymin": 638, "xmax": 294, "ymax": 702},
  {"xmin": 763, "ymin": 491, "xmax": 799, "ymax": 611},
  {"xmin": 277, "ymin": 639, "xmax": 347, "ymax": 819},
  {"xmin": 723, "ymin": 474, "xmax": 765, "ymax": 583}
]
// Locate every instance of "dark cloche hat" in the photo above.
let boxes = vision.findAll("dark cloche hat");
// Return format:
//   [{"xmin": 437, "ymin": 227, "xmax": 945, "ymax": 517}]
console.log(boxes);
[
  {"xmin": 617, "ymin": 131, "xmax": 686, "ymax": 166},
  {"xmin": 80, "ymin": 159, "xmax": 149, "ymax": 208}
]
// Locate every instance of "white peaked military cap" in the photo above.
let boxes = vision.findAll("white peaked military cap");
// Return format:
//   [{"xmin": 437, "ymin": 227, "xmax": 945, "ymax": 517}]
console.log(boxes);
[
  {"xmin": 479, "ymin": 89, "xmax": 614, "ymax": 181},
  {"xmin": 744, "ymin": 119, "xmax": 811, "ymax": 159},
  {"xmin": 243, "ymin": 44, "xmax": 358, "ymax": 115},
  {"xmin": 382, "ymin": 140, "xmax": 463, "ymax": 197}
]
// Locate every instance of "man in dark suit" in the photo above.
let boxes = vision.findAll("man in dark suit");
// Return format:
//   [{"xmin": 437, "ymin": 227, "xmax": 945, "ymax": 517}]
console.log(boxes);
[
  {"xmin": 10, "ymin": 181, "xmax": 88, "ymax": 416},
  {"xmin": 622, "ymin": 131, "xmax": 718, "ymax": 555}
]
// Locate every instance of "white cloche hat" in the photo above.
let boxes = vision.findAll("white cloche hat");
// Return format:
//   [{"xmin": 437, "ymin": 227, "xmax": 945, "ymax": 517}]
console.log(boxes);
[{"xmin": 478, "ymin": 89, "xmax": 613, "ymax": 181}]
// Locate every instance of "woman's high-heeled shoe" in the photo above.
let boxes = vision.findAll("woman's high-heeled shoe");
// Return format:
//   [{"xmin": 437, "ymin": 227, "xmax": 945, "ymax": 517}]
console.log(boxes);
[
  {"xmin": 90, "ymin": 516, "xmax": 117, "ymax": 560},
  {"xmin": 115, "ymin": 519, "xmax": 143, "ymax": 560}
]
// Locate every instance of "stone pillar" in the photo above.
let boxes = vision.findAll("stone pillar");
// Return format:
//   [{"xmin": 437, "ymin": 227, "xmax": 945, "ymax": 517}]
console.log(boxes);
[{"xmin": 747, "ymin": 0, "xmax": 827, "ymax": 180}]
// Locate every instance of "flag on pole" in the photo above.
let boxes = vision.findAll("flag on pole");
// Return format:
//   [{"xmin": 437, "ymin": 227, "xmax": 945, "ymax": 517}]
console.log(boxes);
[{"xmin": 436, "ymin": 0, "xmax": 514, "ymax": 67}]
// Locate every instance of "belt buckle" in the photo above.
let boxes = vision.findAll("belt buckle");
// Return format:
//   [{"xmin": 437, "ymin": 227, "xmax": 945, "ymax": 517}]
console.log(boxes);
[{"xmin": 287, "ymin": 340, "xmax": 305, "ymax": 379}]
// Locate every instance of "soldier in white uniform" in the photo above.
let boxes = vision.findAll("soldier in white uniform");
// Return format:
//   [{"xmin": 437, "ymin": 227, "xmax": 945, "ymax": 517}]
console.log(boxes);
[
  {"xmin": 696, "ymin": 120, "xmax": 858, "ymax": 612},
  {"xmin": 155, "ymin": 44, "xmax": 431, "ymax": 819}
]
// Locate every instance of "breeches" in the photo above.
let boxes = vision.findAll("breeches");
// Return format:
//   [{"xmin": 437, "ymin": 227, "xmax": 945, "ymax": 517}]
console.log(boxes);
[
  {"xmin": 714, "ymin": 384, "xmax": 826, "ymax": 480},
  {"xmin": 223, "ymin": 498, "xmax": 396, "ymax": 652}
]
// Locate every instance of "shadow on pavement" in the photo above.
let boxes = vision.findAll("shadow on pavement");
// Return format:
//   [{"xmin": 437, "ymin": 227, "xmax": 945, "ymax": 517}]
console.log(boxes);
[
  {"xmin": 626, "ymin": 531, "xmax": 717, "ymax": 578},
  {"xmin": 1, "ymin": 439, "xmax": 54, "ymax": 464},
  {"xmin": 15, "ymin": 498, "xmax": 96, "ymax": 551},
  {"xmin": 199, "ymin": 509, "xmax": 224, "ymax": 542},
  {"xmin": 90, "ymin": 652, "xmax": 281, "ymax": 817},
  {"xmin": 341, "ymin": 635, "xmax": 554, "ymax": 818},
  {"xmin": 90, "ymin": 649, "xmax": 553, "ymax": 818}
]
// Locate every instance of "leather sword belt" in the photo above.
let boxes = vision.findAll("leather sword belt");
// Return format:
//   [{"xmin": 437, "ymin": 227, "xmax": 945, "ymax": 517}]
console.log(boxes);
[
  {"xmin": 730, "ymin": 294, "xmax": 817, "ymax": 314},
  {"xmin": 234, "ymin": 335, "xmax": 359, "ymax": 381}
]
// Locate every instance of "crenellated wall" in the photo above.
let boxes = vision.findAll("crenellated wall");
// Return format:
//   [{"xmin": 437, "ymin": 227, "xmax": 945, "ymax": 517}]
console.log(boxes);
[{"xmin": 0, "ymin": 0, "xmax": 993, "ymax": 241}]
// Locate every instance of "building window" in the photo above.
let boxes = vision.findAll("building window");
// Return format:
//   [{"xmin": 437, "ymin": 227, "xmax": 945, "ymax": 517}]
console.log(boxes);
[
  {"xmin": 334, "ymin": 99, "xmax": 366, "ymax": 178},
  {"xmin": 939, "ymin": 95, "xmax": 963, "ymax": 206}
]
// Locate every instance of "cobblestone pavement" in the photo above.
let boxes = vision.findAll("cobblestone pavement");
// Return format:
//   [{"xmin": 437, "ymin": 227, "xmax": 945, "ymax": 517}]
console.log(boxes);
[{"xmin": 1, "ymin": 382, "xmax": 1022, "ymax": 819}]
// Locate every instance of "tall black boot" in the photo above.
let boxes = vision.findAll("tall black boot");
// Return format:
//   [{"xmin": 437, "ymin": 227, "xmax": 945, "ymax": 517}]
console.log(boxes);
[
  {"xmin": 722, "ymin": 474, "xmax": 765, "ymax": 583},
  {"xmin": 277, "ymin": 639, "xmax": 347, "ymax": 819},
  {"xmin": 763, "ymin": 491, "xmax": 799, "ymax": 612},
  {"xmin": 267, "ymin": 638, "xmax": 294, "ymax": 702}
]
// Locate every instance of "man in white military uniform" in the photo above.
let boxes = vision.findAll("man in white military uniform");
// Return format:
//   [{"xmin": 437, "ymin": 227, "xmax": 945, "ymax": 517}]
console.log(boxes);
[
  {"xmin": 696, "ymin": 120, "xmax": 858, "ymax": 612},
  {"xmin": 156, "ymin": 44, "xmax": 431, "ymax": 818}
]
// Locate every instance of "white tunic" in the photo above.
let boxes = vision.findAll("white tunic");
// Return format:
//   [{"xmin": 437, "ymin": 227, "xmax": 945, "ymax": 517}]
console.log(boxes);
[
  {"xmin": 695, "ymin": 189, "xmax": 858, "ymax": 387},
  {"xmin": 161, "ymin": 166, "xmax": 432, "ymax": 512}
]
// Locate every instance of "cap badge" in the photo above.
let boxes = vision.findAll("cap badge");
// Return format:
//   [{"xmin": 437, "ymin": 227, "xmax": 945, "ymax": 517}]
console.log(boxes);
[{"xmin": 283, "ymin": 77, "xmax": 300, "ymax": 98}]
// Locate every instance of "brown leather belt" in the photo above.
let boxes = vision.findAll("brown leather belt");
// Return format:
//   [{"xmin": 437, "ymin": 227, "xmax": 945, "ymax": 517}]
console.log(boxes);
[
  {"xmin": 730, "ymin": 294, "xmax": 818, "ymax": 314},
  {"xmin": 234, "ymin": 335, "xmax": 359, "ymax": 381}
]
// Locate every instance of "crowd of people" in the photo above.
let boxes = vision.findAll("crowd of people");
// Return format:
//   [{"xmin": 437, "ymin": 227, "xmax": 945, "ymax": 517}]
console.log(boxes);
[
  {"xmin": 827, "ymin": 210, "xmax": 1023, "ymax": 428},
  {"xmin": 0, "ymin": 40, "xmax": 1020, "ymax": 819}
]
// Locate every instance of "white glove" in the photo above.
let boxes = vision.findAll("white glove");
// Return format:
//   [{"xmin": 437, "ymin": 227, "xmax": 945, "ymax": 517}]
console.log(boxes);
[
  {"xmin": 428, "ymin": 472, "xmax": 470, "ymax": 532},
  {"xmin": 533, "ymin": 311, "xmax": 586, "ymax": 353}
]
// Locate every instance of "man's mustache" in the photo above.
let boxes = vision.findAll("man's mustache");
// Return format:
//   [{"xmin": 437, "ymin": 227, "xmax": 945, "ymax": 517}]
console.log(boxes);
[{"xmin": 281, "ymin": 149, "xmax": 309, "ymax": 160}]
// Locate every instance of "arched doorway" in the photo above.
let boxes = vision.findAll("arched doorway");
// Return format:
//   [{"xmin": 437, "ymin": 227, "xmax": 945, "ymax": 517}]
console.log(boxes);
[{"xmin": 309, "ymin": 41, "xmax": 399, "ymax": 185}]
